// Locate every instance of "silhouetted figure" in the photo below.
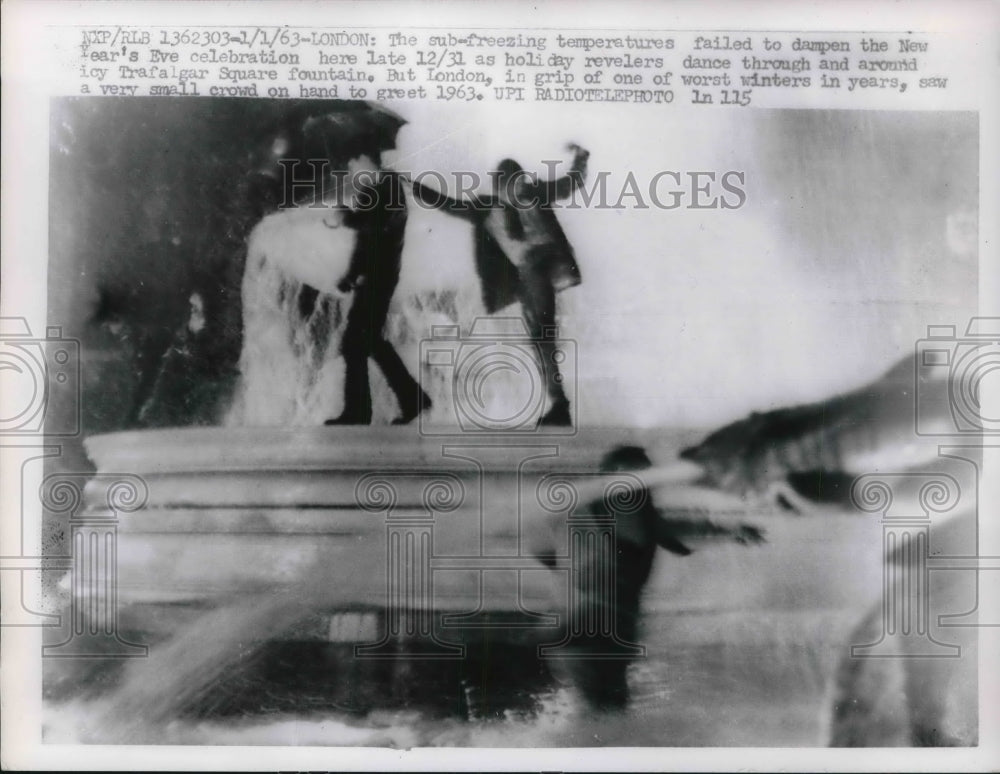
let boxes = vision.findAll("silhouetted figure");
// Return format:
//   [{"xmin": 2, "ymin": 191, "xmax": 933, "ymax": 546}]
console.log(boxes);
[
  {"xmin": 91, "ymin": 239, "xmax": 209, "ymax": 426},
  {"xmin": 252, "ymin": 103, "xmax": 429, "ymax": 425},
  {"xmin": 325, "ymin": 154, "xmax": 431, "ymax": 425},
  {"xmin": 562, "ymin": 445, "xmax": 690, "ymax": 708},
  {"xmin": 557, "ymin": 445, "xmax": 765, "ymax": 710},
  {"xmin": 411, "ymin": 144, "xmax": 588, "ymax": 426}
]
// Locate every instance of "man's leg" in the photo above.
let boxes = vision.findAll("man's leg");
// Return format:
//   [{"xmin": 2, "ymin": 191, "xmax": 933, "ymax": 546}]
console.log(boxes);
[
  {"xmin": 326, "ymin": 287, "xmax": 373, "ymax": 425},
  {"xmin": 569, "ymin": 642, "xmax": 630, "ymax": 711},
  {"xmin": 370, "ymin": 336, "xmax": 431, "ymax": 424},
  {"xmin": 361, "ymin": 280, "xmax": 431, "ymax": 425},
  {"xmin": 519, "ymin": 268, "xmax": 570, "ymax": 426},
  {"xmin": 334, "ymin": 349, "xmax": 372, "ymax": 424}
]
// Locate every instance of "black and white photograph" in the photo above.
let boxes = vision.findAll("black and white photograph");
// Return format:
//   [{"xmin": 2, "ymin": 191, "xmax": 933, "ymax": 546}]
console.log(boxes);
[{"xmin": 1, "ymin": 1, "xmax": 997, "ymax": 770}]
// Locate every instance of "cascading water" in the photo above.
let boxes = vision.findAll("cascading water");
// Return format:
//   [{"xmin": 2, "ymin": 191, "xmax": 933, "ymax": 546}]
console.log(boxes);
[
  {"xmin": 49, "ymin": 197, "xmax": 946, "ymax": 743},
  {"xmin": 226, "ymin": 205, "xmax": 355, "ymax": 426},
  {"xmin": 226, "ymin": 197, "xmax": 560, "ymax": 430},
  {"xmin": 53, "ymin": 198, "xmax": 608, "ymax": 741}
]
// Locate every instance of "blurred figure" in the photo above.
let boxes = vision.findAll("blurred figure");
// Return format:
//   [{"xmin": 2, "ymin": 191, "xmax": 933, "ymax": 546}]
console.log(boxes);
[
  {"xmin": 678, "ymin": 353, "xmax": 951, "ymax": 512},
  {"xmin": 565, "ymin": 445, "xmax": 694, "ymax": 709},
  {"xmin": 542, "ymin": 444, "xmax": 766, "ymax": 710},
  {"xmin": 91, "ymin": 238, "xmax": 206, "ymax": 426}
]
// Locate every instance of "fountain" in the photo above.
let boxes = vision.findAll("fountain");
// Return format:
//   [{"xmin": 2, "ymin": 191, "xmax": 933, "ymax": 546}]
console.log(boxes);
[{"xmin": 48, "ymin": 186, "xmax": 679, "ymax": 726}]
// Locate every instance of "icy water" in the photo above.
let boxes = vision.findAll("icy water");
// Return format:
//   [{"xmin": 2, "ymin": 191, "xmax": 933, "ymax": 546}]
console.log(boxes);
[{"xmin": 43, "ymin": 495, "xmax": 886, "ymax": 747}]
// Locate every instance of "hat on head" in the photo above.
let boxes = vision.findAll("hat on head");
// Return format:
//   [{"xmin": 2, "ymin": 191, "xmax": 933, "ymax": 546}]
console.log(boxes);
[{"xmin": 599, "ymin": 445, "xmax": 653, "ymax": 472}]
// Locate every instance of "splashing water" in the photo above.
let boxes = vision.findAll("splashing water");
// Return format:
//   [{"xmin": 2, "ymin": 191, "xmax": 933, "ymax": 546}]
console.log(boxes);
[
  {"xmin": 225, "ymin": 203, "xmax": 539, "ymax": 428},
  {"xmin": 62, "ymin": 202, "xmax": 598, "ymax": 743},
  {"xmin": 52, "ymin": 198, "xmax": 908, "ymax": 747}
]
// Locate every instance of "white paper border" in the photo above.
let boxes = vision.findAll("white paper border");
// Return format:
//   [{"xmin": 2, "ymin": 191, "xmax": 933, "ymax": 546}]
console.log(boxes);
[{"xmin": 2, "ymin": 0, "xmax": 997, "ymax": 770}]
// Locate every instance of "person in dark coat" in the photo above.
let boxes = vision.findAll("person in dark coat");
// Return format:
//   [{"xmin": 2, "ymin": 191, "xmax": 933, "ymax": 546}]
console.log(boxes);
[
  {"xmin": 560, "ymin": 444, "xmax": 765, "ymax": 709},
  {"xmin": 411, "ymin": 144, "xmax": 589, "ymax": 426},
  {"xmin": 566, "ymin": 445, "xmax": 692, "ymax": 709},
  {"xmin": 325, "ymin": 155, "xmax": 431, "ymax": 425},
  {"xmin": 256, "ymin": 103, "xmax": 429, "ymax": 426}
]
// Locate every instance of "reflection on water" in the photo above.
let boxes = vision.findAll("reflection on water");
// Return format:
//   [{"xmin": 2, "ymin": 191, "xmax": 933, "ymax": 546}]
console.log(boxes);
[
  {"xmin": 43, "ymin": 609, "xmax": 858, "ymax": 747},
  {"xmin": 44, "ymin": 503, "xmax": 885, "ymax": 747}
]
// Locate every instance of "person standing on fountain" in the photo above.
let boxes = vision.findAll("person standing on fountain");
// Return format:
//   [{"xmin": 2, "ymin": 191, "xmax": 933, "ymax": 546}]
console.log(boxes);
[
  {"xmin": 326, "ymin": 140, "xmax": 432, "ymax": 426},
  {"xmin": 411, "ymin": 144, "xmax": 589, "ymax": 427}
]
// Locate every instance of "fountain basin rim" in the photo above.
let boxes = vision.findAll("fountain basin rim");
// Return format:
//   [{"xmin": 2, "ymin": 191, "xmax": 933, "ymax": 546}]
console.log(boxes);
[{"xmin": 84, "ymin": 425, "xmax": 656, "ymax": 475}]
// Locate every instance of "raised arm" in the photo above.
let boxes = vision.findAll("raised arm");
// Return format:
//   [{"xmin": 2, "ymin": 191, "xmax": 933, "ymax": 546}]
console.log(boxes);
[
  {"xmin": 538, "ymin": 144, "xmax": 590, "ymax": 204},
  {"xmin": 410, "ymin": 178, "xmax": 484, "ymax": 221}
]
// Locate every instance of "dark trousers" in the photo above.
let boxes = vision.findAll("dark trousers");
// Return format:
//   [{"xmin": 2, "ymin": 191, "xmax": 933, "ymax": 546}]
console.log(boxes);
[
  {"xmin": 519, "ymin": 261, "xmax": 568, "ymax": 406},
  {"xmin": 340, "ymin": 281, "xmax": 425, "ymax": 422},
  {"xmin": 567, "ymin": 541, "xmax": 653, "ymax": 710}
]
